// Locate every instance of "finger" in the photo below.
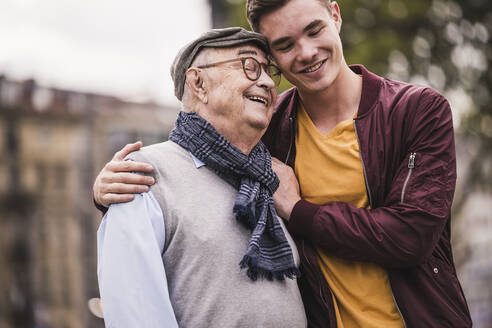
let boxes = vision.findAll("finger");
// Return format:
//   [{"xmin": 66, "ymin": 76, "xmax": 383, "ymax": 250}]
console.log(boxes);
[
  {"xmin": 271, "ymin": 160, "xmax": 282, "ymax": 172},
  {"xmin": 102, "ymin": 183, "xmax": 150, "ymax": 195},
  {"xmin": 102, "ymin": 193, "xmax": 136, "ymax": 206},
  {"xmin": 106, "ymin": 160, "xmax": 154, "ymax": 173},
  {"xmin": 113, "ymin": 141, "xmax": 143, "ymax": 161},
  {"xmin": 108, "ymin": 172, "xmax": 155, "ymax": 185},
  {"xmin": 271, "ymin": 157, "xmax": 285, "ymax": 170}
]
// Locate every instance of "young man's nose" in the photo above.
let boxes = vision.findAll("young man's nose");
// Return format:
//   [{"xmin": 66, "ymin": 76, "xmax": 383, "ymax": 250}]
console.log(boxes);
[{"xmin": 296, "ymin": 39, "xmax": 318, "ymax": 64}]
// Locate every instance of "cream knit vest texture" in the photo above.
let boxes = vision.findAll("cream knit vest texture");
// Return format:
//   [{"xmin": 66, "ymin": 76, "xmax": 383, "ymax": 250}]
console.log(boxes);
[{"xmin": 128, "ymin": 141, "xmax": 307, "ymax": 328}]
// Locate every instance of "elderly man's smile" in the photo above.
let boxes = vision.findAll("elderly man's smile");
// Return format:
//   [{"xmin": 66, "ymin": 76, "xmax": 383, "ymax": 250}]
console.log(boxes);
[{"xmin": 244, "ymin": 93, "xmax": 270, "ymax": 107}]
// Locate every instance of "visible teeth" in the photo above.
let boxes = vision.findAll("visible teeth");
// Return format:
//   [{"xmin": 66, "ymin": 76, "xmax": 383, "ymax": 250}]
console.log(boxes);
[
  {"xmin": 303, "ymin": 61, "xmax": 323, "ymax": 73},
  {"xmin": 247, "ymin": 96, "xmax": 268, "ymax": 105}
]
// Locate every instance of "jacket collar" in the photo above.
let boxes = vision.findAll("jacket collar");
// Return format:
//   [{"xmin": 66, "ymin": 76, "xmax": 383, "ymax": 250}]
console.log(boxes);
[{"xmin": 350, "ymin": 64, "xmax": 383, "ymax": 118}]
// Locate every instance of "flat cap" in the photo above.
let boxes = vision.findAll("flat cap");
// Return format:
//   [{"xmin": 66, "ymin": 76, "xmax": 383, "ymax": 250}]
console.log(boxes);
[{"xmin": 170, "ymin": 27, "xmax": 269, "ymax": 101}]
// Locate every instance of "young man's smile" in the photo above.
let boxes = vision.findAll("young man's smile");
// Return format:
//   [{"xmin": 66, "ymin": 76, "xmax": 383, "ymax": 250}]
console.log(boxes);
[{"xmin": 298, "ymin": 58, "xmax": 327, "ymax": 74}]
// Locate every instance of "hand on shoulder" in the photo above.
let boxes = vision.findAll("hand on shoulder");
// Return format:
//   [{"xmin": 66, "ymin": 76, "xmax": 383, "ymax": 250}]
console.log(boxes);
[{"xmin": 93, "ymin": 141, "xmax": 155, "ymax": 207}]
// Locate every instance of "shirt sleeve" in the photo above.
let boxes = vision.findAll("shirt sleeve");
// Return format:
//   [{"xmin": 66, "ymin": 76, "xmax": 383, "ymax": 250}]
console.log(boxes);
[{"xmin": 97, "ymin": 190, "xmax": 178, "ymax": 328}]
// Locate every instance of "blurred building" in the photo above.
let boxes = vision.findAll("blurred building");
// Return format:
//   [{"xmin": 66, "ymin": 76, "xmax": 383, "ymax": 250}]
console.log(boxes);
[{"xmin": 0, "ymin": 75, "xmax": 179, "ymax": 328}]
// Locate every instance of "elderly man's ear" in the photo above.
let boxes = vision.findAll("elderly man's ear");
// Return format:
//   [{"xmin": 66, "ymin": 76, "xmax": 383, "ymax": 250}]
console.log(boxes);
[{"xmin": 185, "ymin": 68, "xmax": 208, "ymax": 104}]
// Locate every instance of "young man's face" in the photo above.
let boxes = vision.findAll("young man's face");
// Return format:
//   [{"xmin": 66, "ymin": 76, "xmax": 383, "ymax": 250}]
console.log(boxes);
[{"xmin": 259, "ymin": 0, "xmax": 344, "ymax": 95}]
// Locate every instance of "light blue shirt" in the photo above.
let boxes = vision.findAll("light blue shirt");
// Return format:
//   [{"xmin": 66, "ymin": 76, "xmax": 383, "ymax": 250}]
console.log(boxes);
[{"xmin": 97, "ymin": 154, "xmax": 205, "ymax": 327}]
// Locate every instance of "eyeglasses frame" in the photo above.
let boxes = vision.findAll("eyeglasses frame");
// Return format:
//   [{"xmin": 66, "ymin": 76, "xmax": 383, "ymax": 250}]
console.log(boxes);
[{"xmin": 196, "ymin": 56, "xmax": 281, "ymax": 86}]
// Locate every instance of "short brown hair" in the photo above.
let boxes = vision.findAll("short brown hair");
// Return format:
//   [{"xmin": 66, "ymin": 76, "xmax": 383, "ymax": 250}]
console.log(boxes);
[{"xmin": 246, "ymin": 0, "xmax": 331, "ymax": 33}]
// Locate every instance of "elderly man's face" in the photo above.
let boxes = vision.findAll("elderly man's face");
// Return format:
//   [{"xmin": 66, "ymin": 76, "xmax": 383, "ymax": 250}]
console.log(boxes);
[{"xmin": 202, "ymin": 45, "xmax": 277, "ymax": 134}]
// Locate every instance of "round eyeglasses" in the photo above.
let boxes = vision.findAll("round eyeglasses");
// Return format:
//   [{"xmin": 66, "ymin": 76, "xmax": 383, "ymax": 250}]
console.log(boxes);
[{"xmin": 197, "ymin": 57, "xmax": 281, "ymax": 86}]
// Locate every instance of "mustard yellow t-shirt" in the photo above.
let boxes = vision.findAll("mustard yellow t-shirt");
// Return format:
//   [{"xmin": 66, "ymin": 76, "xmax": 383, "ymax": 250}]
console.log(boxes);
[{"xmin": 294, "ymin": 104, "xmax": 404, "ymax": 328}]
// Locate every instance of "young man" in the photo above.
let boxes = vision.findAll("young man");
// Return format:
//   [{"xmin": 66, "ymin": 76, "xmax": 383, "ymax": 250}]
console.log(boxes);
[
  {"xmin": 97, "ymin": 27, "xmax": 306, "ymax": 328},
  {"xmin": 94, "ymin": 1, "xmax": 471, "ymax": 327}
]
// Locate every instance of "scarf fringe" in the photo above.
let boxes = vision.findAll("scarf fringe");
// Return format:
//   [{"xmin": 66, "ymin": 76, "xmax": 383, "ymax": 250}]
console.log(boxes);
[
  {"xmin": 240, "ymin": 255, "xmax": 301, "ymax": 281},
  {"xmin": 233, "ymin": 203, "xmax": 257, "ymax": 228}
]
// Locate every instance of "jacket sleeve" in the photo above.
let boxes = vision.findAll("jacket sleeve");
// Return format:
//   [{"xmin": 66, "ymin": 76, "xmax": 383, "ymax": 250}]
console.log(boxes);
[{"xmin": 287, "ymin": 89, "xmax": 456, "ymax": 268}]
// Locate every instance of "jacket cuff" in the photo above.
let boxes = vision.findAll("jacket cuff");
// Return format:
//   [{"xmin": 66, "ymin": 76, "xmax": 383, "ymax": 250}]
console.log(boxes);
[
  {"xmin": 287, "ymin": 199, "xmax": 319, "ymax": 238},
  {"xmin": 93, "ymin": 197, "xmax": 108, "ymax": 215}
]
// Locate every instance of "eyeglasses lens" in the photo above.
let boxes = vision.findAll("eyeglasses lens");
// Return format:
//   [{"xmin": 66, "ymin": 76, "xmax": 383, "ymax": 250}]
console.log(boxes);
[
  {"xmin": 242, "ymin": 57, "xmax": 281, "ymax": 86},
  {"xmin": 243, "ymin": 58, "xmax": 259, "ymax": 81}
]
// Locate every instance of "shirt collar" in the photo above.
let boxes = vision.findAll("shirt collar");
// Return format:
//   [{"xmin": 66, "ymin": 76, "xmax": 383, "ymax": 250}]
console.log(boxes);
[{"xmin": 190, "ymin": 153, "xmax": 206, "ymax": 168}]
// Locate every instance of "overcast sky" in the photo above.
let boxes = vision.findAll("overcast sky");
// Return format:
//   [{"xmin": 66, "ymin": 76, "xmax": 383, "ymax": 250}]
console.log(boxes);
[{"xmin": 0, "ymin": 0, "xmax": 211, "ymax": 106}]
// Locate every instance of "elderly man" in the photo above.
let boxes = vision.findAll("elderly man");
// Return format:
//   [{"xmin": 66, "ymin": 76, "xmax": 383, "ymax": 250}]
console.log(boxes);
[{"xmin": 96, "ymin": 27, "xmax": 307, "ymax": 328}]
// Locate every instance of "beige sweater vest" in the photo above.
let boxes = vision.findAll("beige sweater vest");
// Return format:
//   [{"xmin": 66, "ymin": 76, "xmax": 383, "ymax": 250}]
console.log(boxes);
[{"xmin": 128, "ymin": 141, "xmax": 307, "ymax": 328}]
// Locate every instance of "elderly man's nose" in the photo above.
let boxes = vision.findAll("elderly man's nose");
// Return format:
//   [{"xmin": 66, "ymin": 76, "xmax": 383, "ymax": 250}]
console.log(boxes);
[{"xmin": 257, "ymin": 69, "xmax": 275, "ymax": 89}]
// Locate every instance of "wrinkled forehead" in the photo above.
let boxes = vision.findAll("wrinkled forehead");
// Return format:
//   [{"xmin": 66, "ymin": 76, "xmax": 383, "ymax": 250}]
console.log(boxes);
[{"xmin": 210, "ymin": 44, "xmax": 268, "ymax": 63}]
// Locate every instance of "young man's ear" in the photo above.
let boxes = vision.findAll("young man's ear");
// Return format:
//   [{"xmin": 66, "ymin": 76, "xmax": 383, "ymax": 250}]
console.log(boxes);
[
  {"xmin": 185, "ymin": 68, "xmax": 208, "ymax": 104},
  {"xmin": 330, "ymin": 1, "xmax": 342, "ymax": 33}
]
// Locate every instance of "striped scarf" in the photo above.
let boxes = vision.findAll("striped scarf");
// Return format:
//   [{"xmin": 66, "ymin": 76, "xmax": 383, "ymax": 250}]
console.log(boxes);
[{"xmin": 169, "ymin": 111, "xmax": 299, "ymax": 281}]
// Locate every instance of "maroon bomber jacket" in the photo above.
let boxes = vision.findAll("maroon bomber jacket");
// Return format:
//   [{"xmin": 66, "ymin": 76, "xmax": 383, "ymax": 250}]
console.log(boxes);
[{"xmin": 262, "ymin": 65, "xmax": 472, "ymax": 328}]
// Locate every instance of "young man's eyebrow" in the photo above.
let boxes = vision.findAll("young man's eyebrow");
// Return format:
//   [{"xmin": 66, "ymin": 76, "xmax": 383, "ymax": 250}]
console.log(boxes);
[
  {"xmin": 271, "ymin": 37, "xmax": 291, "ymax": 48},
  {"xmin": 237, "ymin": 49, "xmax": 258, "ymax": 56},
  {"xmin": 304, "ymin": 19, "xmax": 323, "ymax": 32},
  {"xmin": 270, "ymin": 19, "xmax": 324, "ymax": 48}
]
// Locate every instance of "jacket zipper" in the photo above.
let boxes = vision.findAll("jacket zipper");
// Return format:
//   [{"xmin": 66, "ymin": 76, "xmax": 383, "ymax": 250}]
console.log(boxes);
[
  {"xmin": 391, "ymin": 289, "xmax": 408, "ymax": 327},
  {"xmin": 353, "ymin": 120, "xmax": 407, "ymax": 327},
  {"xmin": 284, "ymin": 117, "xmax": 294, "ymax": 164},
  {"xmin": 302, "ymin": 240, "xmax": 329, "ymax": 309},
  {"xmin": 353, "ymin": 121, "xmax": 374, "ymax": 208},
  {"xmin": 400, "ymin": 152, "xmax": 416, "ymax": 203}
]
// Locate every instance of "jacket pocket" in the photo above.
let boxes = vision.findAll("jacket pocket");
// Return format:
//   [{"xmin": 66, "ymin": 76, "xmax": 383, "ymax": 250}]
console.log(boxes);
[
  {"xmin": 426, "ymin": 256, "xmax": 470, "ymax": 321},
  {"xmin": 400, "ymin": 152, "xmax": 416, "ymax": 203},
  {"xmin": 398, "ymin": 152, "xmax": 454, "ymax": 218}
]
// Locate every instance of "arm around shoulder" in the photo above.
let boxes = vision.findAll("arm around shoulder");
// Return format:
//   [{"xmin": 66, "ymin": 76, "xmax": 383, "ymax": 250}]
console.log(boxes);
[{"xmin": 93, "ymin": 141, "xmax": 155, "ymax": 211}]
